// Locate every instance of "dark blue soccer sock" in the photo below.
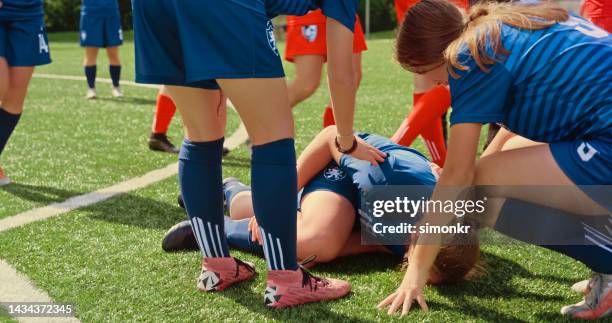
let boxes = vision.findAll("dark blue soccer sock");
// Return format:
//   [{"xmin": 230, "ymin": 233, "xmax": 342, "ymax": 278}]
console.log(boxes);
[
  {"xmin": 496, "ymin": 199, "xmax": 612, "ymax": 274},
  {"xmin": 224, "ymin": 217, "xmax": 264, "ymax": 255},
  {"xmin": 179, "ymin": 138, "xmax": 230, "ymax": 258},
  {"xmin": 109, "ymin": 65, "xmax": 121, "ymax": 87},
  {"xmin": 251, "ymin": 139, "xmax": 299, "ymax": 270},
  {"xmin": 84, "ymin": 65, "xmax": 96, "ymax": 89},
  {"xmin": 0, "ymin": 107, "xmax": 21, "ymax": 156}
]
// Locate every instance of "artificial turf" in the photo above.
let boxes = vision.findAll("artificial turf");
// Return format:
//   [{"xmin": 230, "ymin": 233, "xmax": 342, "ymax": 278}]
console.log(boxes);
[{"xmin": 0, "ymin": 32, "xmax": 597, "ymax": 322}]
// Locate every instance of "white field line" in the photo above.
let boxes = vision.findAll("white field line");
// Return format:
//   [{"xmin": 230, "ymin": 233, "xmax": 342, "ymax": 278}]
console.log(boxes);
[
  {"xmin": 0, "ymin": 260, "xmax": 81, "ymax": 323},
  {"xmin": 0, "ymin": 163, "xmax": 178, "ymax": 233},
  {"xmin": 33, "ymin": 73, "xmax": 159, "ymax": 89}
]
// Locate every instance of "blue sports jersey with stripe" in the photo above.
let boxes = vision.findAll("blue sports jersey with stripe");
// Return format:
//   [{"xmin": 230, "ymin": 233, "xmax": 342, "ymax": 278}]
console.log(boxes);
[
  {"xmin": 449, "ymin": 15, "xmax": 611, "ymax": 143},
  {"xmin": 81, "ymin": 0, "xmax": 119, "ymax": 16},
  {"xmin": 0, "ymin": 0, "xmax": 44, "ymax": 19}
]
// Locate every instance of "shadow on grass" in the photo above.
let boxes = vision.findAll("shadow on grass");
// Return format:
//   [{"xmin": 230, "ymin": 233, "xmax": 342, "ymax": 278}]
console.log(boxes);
[
  {"xmin": 2, "ymin": 181, "xmax": 184, "ymax": 230},
  {"xmin": 432, "ymin": 252, "xmax": 569, "ymax": 322},
  {"xmin": 95, "ymin": 96, "xmax": 156, "ymax": 106},
  {"xmin": 1, "ymin": 183, "xmax": 83, "ymax": 205},
  {"xmin": 82, "ymin": 193, "xmax": 185, "ymax": 230},
  {"xmin": 219, "ymin": 281, "xmax": 371, "ymax": 323}
]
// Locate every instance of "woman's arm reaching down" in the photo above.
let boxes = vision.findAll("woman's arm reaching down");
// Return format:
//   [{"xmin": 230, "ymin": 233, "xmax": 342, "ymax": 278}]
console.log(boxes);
[{"xmin": 378, "ymin": 123, "xmax": 482, "ymax": 316}]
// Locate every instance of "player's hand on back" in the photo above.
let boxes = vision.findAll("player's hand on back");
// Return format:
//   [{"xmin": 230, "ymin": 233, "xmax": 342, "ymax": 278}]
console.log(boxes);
[{"xmin": 345, "ymin": 136, "xmax": 387, "ymax": 166}]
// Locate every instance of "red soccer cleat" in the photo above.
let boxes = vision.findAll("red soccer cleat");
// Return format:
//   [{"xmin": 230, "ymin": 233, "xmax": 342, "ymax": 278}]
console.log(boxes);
[
  {"xmin": 264, "ymin": 267, "xmax": 351, "ymax": 308},
  {"xmin": 196, "ymin": 257, "xmax": 256, "ymax": 292}
]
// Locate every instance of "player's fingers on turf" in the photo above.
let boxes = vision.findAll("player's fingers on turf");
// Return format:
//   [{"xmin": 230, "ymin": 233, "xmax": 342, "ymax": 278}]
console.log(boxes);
[
  {"xmin": 401, "ymin": 293, "xmax": 413, "ymax": 317},
  {"xmin": 417, "ymin": 294, "xmax": 429, "ymax": 312},
  {"xmin": 388, "ymin": 291, "xmax": 405, "ymax": 315},
  {"xmin": 377, "ymin": 291, "xmax": 397, "ymax": 309}
]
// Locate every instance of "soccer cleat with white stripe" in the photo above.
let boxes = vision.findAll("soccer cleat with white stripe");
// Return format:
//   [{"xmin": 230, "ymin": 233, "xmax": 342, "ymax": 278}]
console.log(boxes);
[
  {"xmin": 561, "ymin": 273, "xmax": 612, "ymax": 320},
  {"xmin": 264, "ymin": 267, "xmax": 351, "ymax": 308},
  {"xmin": 197, "ymin": 257, "xmax": 256, "ymax": 292},
  {"xmin": 0, "ymin": 167, "xmax": 10, "ymax": 186}
]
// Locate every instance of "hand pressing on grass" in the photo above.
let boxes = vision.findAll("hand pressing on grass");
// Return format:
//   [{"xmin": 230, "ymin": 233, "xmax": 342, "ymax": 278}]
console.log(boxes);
[{"xmin": 377, "ymin": 262, "xmax": 429, "ymax": 316}]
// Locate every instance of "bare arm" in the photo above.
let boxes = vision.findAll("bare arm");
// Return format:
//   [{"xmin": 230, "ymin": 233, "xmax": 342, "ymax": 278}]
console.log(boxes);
[
  {"xmin": 326, "ymin": 18, "xmax": 356, "ymax": 142},
  {"xmin": 481, "ymin": 126, "xmax": 515, "ymax": 157},
  {"xmin": 378, "ymin": 123, "xmax": 482, "ymax": 316}
]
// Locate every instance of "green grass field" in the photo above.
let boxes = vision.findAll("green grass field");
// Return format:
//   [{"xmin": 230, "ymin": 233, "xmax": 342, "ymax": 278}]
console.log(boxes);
[{"xmin": 0, "ymin": 32, "xmax": 594, "ymax": 322}]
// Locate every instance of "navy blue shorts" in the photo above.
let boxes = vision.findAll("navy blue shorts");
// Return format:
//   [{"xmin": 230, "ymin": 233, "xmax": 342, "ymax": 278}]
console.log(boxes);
[
  {"xmin": 0, "ymin": 16, "xmax": 51, "ymax": 67},
  {"xmin": 79, "ymin": 13, "xmax": 123, "ymax": 48},
  {"xmin": 132, "ymin": 0, "xmax": 285, "ymax": 89},
  {"xmin": 550, "ymin": 138, "xmax": 612, "ymax": 211},
  {"xmin": 301, "ymin": 162, "xmax": 359, "ymax": 209},
  {"xmin": 317, "ymin": 0, "xmax": 360, "ymax": 32}
]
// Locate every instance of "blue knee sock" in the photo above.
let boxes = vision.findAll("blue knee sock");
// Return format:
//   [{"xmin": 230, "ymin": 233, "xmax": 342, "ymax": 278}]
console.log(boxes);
[
  {"xmin": 251, "ymin": 139, "xmax": 298, "ymax": 270},
  {"xmin": 224, "ymin": 217, "xmax": 264, "ymax": 255},
  {"xmin": 109, "ymin": 65, "xmax": 121, "ymax": 87},
  {"xmin": 496, "ymin": 199, "xmax": 612, "ymax": 274},
  {"xmin": 0, "ymin": 107, "xmax": 21, "ymax": 156},
  {"xmin": 223, "ymin": 178, "xmax": 251, "ymax": 207},
  {"xmin": 179, "ymin": 138, "xmax": 230, "ymax": 258},
  {"xmin": 84, "ymin": 65, "xmax": 96, "ymax": 89}
]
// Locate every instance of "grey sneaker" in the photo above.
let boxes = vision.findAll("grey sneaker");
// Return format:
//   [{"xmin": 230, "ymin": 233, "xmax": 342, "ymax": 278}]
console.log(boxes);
[{"xmin": 561, "ymin": 273, "xmax": 612, "ymax": 320}]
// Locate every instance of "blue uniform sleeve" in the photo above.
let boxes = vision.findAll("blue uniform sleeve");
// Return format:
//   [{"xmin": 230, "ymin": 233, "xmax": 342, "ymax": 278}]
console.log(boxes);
[
  {"xmin": 315, "ymin": 0, "xmax": 359, "ymax": 32},
  {"xmin": 264, "ymin": 0, "xmax": 317, "ymax": 19},
  {"xmin": 449, "ymin": 52, "xmax": 512, "ymax": 125}
]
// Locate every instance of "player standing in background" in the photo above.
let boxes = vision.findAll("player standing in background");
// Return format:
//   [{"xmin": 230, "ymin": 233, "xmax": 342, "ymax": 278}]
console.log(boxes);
[
  {"xmin": 581, "ymin": 0, "xmax": 612, "ymax": 32},
  {"xmin": 285, "ymin": 10, "xmax": 367, "ymax": 127},
  {"xmin": 379, "ymin": 0, "xmax": 611, "ymax": 319},
  {"xmin": 390, "ymin": 0, "xmax": 468, "ymax": 167},
  {"xmin": 0, "ymin": 0, "xmax": 51, "ymax": 186},
  {"xmin": 80, "ymin": 0, "xmax": 123, "ymax": 99},
  {"xmin": 148, "ymin": 86, "xmax": 179, "ymax": 154},
  {"xmin": 132, "ymin": 0, "xmax": 384, "ymax": 308}
]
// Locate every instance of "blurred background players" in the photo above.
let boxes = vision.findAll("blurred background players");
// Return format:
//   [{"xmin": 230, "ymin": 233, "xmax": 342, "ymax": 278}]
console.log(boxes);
[
  {"xmin": 285, "ymin": 10, "xmax": 367, "ymax": 127},
  {"xmin": 80, "ymin": 0, "xmax": 123, "ymax": 99},
  {"xmin": 0, "ymin": 0, "xmax": 51, "ymax": 186}
]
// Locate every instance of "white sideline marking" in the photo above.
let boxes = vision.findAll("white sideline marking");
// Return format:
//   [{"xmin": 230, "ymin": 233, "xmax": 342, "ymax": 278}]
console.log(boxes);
[
  {"xmin": 0, "ymin": 260, "xmax": 81, "ymax": 323},
  {"xmin": 33, "ymin": 73, "xmax": 159, "ymax": 89},
  {"xmin": 0, "ymin": 163, "xmax": 178, "ymax": 233}
]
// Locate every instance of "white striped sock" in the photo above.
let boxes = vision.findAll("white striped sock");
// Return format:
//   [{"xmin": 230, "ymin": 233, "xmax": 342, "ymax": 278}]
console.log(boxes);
[{"xmin": 207, "ymin": 222, "xmax": 219, "ymax": 257}]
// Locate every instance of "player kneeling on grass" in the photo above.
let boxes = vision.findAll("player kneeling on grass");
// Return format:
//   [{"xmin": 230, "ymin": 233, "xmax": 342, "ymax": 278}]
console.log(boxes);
[
  {"xmin": 0, "ymin": 0, "xmax": 51, "ymax": 186},
  {"xmin": 164, "ymin": 126, "xmax": 481, "ymax": 288},
  {"xmin": 378, "ymin": 0, "xmax": 611, "ymax": 319},
  {"xmin": 80, "ymin": 0, "xmax": 123, "ymax": 99}
]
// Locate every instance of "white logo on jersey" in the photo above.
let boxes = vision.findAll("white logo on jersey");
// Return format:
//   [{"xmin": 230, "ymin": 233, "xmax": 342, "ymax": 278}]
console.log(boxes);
[
  {"xmin": 81, "ymin": 31, "xmax": 87, "ymax": 41},
  {"xmin": 577, "ymin": 142, "xmax": 598, "ymax": 162},
  {"xmin": 324, "ymin": 166, "xmax": 347, "ymax": 182},
  {"xmin": 266, "ymin": 21, "xmax": 279, "ymax": 56},
  {"xmin": 38, "ymin": 28, "xmax": 49, "ymax": 54},
  {"xmin": 302, "ymin": 25, "xmax": 318, "ymax": 43},
  {"xmin": 118, "ymin": 29, "xmax": 123, "ymax": 41}
]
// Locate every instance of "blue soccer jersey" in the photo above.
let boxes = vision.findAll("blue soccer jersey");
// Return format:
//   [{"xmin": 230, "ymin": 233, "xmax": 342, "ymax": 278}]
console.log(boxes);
[
  {"xmin": 0, "ymin": 0, "xmax": 44, "ymax": 19},
  {"xmin": 449, "ymin": 15, "xmax": 611, "ymax": 143},
  {"xmin": 81, "ymin": 0, "xmax": 119, "ymax": 16}
]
